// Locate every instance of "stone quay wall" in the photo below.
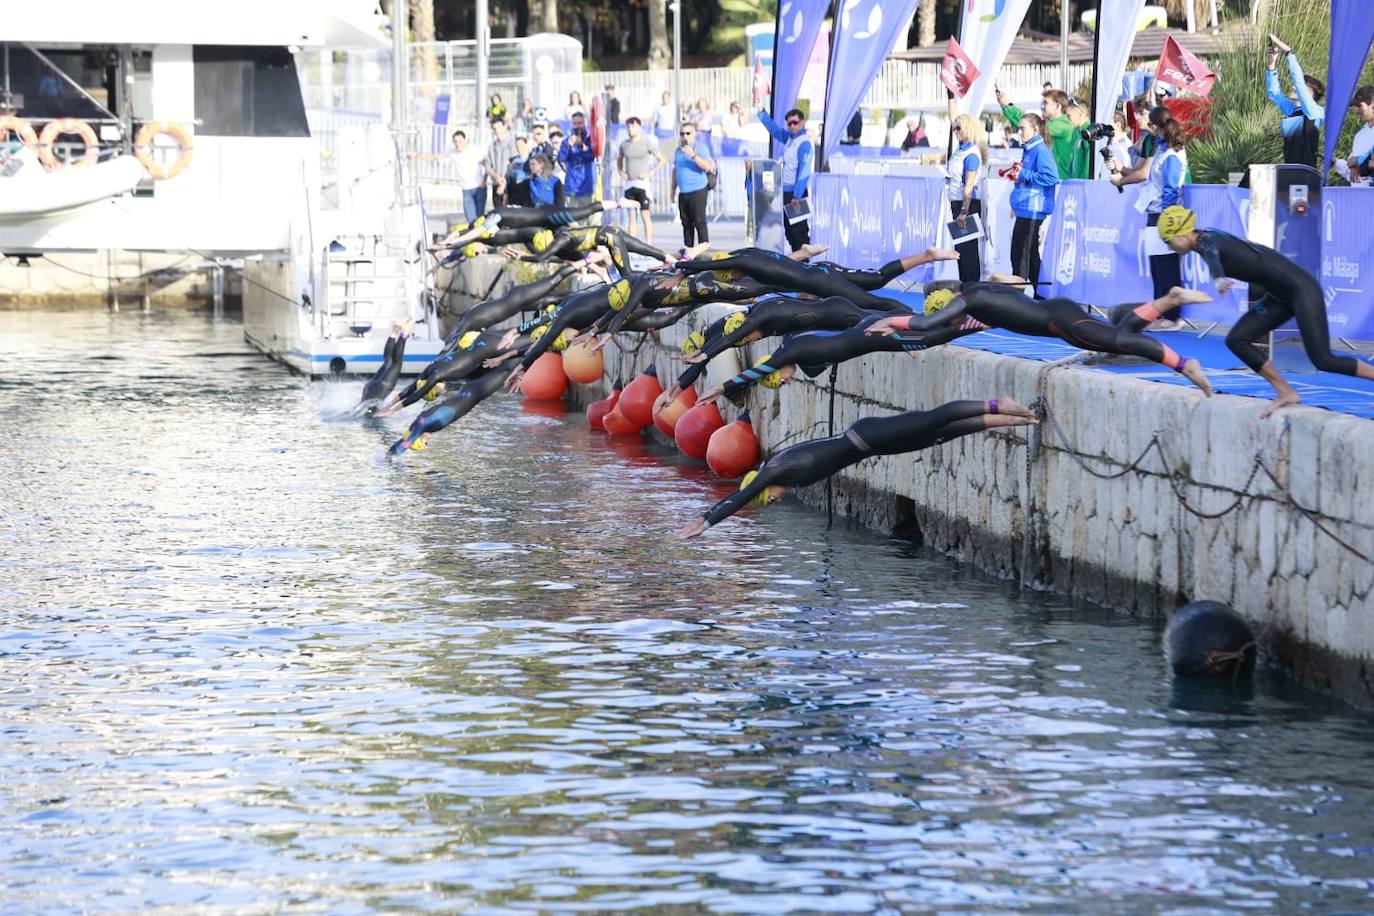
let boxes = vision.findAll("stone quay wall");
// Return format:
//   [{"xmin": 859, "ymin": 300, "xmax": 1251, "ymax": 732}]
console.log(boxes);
[{"xmin": 449, "ymin": 257, "xmax": 1374, "ymax": 706}]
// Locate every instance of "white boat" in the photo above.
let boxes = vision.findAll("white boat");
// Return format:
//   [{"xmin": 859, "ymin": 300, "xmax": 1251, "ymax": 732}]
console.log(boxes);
[
  {"xmin": 0, "ymin": 151, "xmax": 147, "ymax": 221},
  {"xmin": 0, "ymin": 1, "xmax": 446, "ymax": 377}
]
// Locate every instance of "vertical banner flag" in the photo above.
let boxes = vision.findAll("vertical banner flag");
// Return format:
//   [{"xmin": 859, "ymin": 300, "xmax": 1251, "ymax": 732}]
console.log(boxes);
[
  {"xmin": 822, "ymin": 0, "xmax": 920, "ymax": 165},
  {"xmin": 958, "ymin": 0, "xmax": 1035, "ymax": 117},
  {"xmin": 1092, "ymin": 0, "xmax": 1146, "ymax": 124},
  {"xmin": 752, "ymin": 57, "xmax": 771, "ymax": 109},
  {"xmin": 1154, "ymin": 36, "xmax": 1216, "ymax": 96},
  {"xmin": 1323, "ymin": 0, "xmax": 1374, "ymax": 173},
  {"xmin": 939, "ymin": 37, "xmax": 981, "ymax": 99},
  {"xmin": 771, "ymin": 0, "xmax": 830, "ymax": 120}
]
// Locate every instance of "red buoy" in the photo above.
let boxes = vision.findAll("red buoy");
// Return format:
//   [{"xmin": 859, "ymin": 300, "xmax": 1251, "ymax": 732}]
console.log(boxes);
[
  {"xmin": 619, "ymin": 365, "xmax": 664, "ymax": 429},
  {"xmin": 519, "ymin": 352, "xmax": 568, "ymax": 401},
  {"xmin": 707, "ymin": 410, "xmax": 760, "ymax": 479},
  {"xmin": 653, "ymin": 386, "xmax": 698, "ymax": 437},
  {"xmin": 562, "ymin": 339, "xmax": 604, "ymax": 384},
  {"xmin": 675, "ymin": 400, "xmax": 724, "ymax": 460},
  {"xmin": 587, "ymin": 379, "xmax": 622, "ymax": 430},
  {"xmin": 601, "ymin": 401, "xmax": 643, "ymax": 436}
]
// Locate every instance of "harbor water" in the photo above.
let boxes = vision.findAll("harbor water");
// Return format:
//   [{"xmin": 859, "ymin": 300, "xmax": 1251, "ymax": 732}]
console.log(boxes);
[{"xmin": 3, "ymin": 311, "xmax": 1373, "ymax": 912}]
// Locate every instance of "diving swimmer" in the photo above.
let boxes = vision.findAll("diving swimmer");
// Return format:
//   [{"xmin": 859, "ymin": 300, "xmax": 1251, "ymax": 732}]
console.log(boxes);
[
  {"xmin": 354, "ymin": 319, "xmax": 415, "ymax": 414},
  {"xmin": 1152, "ymin": 204, "xmax": 1374, "ymax": 416},
  {"xmin": 678, "ymin": 398, "xmax": 1039, "ymax": 537},
  {"xmin": 443, "ymin": 266, "xmax": 577, "ymax": 348}
]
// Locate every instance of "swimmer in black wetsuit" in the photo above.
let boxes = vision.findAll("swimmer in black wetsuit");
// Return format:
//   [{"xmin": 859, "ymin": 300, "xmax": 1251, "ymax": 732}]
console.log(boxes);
[
  {"xmin": 387, "ymin": 360, "xmax": 521, "ymax": 455},
  {"xmin": 677, "ymin": 398, "xmax": 1039, "ymax": 537},
  {"xmin": 1153, "ymin": 204, "xmax": 1374, "ymax": 416},
  {"xmin": 355, "ymin": 319, "xmax": 414, "ymax": 413},
  {"xmin": 698, "ymin": 313, "xmax": 968, "ymax": 401},
  {"xmin": 809, "ymin": 247, "xmax": 959, "ymax": 291},
  {"xmin": 438, "ymin": 200, "xmax": 627, "ymax": 248},
  {"xmin": 519, "ymin": 225, "xmax": 674, "ymax": 275},
  {"xmin": 504, "ymin": 275, "xmax": 658, "ymax": 388},
  {"xmin": 675, "ymin": 248, "xmax": 959, "ymax": 316},
  {"xmin": 377, "ymin": 322, "xmax": 536, "ymax": 415},
  {"xmin": 863, "ymin": 281, "xmax": 1216, "ymax": 396},
  {"xmin": 443, "ymin": 266, "xmax": 577, "ymax": 349}
]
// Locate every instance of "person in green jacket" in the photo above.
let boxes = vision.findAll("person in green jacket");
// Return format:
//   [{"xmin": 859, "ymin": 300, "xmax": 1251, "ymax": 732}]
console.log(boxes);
[{"xmin": 997, "ymin": 87, "xmax": 1088, "ymax": 180}]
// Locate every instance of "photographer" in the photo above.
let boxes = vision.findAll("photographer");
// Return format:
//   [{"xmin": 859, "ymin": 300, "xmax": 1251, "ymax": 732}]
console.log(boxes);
[
  {"xmin": 1265, "ymin": 34, "xmax": 1325, "ymax": 168},
  {"xmin": 557, "ymin": 112, "xmax": 598, "ymax": 215},
  {"xmin": 671, "ymin": 122, "xmax": 715, "ymax": 249},
  {"xmin": 1108, "ymin": 108, "xmax": 1188, "ymax": 328}
]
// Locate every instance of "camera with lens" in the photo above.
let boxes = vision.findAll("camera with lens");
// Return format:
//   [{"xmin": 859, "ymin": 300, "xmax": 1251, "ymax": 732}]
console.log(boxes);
[{"xmin": 1080, "ymin": 122, "xmax": 1115, "ymax": 144}]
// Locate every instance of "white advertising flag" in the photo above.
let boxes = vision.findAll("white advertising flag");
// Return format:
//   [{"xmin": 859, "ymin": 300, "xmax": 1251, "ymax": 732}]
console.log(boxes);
[
  {"xmin": 1094, "ymin": 0, "xmax": 1147, "ymax": 124},
  {"xmin": 957, "ymin": 0, "xmax": 1035, "ymax": 116}
]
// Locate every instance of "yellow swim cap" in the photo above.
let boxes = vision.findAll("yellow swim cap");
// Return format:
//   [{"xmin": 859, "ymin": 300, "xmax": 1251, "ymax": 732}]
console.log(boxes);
[
  {"xmin": 422, "ymin": 381, "xmax": 445, "ymax": 401},
  {"xmin": 754, "ymin": 353, "xmax": 784, "ymax": 389},
  {"xmin": 740, "ymin": 470, "xmax": 773, "ymax": 507},
  {"xmin": 451, "ymin": 220, "xmax": 470, "ymax": 233},
  {"xmin": 681, "ymin": 330, "xmax": 706, "ymax": 356},
  {"xmin": 458, "ymin": 242, "xmax": 481, "ymax": 259},
  {"xmin": 923, "ymin": 288, "xmax": 956, "ymax": 316},
  {"xmin": 551, "ymin": 329, "xmax": 574, "ymax": 352},
  {"xmin": 608, "ymin": 279, "xmax": 631, "ymax": 311},
  {"xmin": 458, "ymin": 331, "xmax": 480, "ymax": 349},
  {"xmin": 544, "ymin": 303, "xmax": 559, "ymax": 315},
  {"xmin": 723, "ymin": 311, "xmax": 747, "ymax": 336},
  {"xmin": 1157, "ymin": 205, "xmax": 1198, "ymax": 241},
  {"xmin": 532, "ymin": 228, "xmax": 556, "ymax": 252},
  {"xmin": 408, "ymin": 436, "xmax": 428, "ymax": 451},
  {"xmin": 708, "ymin": 250, "xmax": 733, "ymax": 261},
  {"xmin": 529, "ymin": 324, "xmax": 550, "ymax": 344}
]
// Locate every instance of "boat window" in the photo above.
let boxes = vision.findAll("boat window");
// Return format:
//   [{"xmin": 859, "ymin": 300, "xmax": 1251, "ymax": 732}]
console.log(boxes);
[
  {"xmin": 2, "ymin": 46, "xmax": 112, "ymax": 122},
  {"xmin": 192, "ymin": 46, "xmax": 309, "ymax": 138}
]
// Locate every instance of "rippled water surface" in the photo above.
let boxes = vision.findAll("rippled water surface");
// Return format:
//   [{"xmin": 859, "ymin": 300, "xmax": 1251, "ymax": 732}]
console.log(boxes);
[{"xmin": 3, "ymin": 310, "xmax": 1373, "ymax": 912}]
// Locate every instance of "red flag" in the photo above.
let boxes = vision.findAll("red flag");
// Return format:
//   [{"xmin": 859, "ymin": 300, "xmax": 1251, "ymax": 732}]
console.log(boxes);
[
  {"xmin": 1154, "ymin": 35, "xmax": 1216, "ymax": 97},
  {"xmin": 752, "ymin": 58, "xmax": 771, "ymax": 108},
  {"xmin": 938, "ymin": 37, "xmax": 981, "ymax": 100},
  {"xmin": 589, "ymin": 93, "xmax": 605, "ymax": 158}
]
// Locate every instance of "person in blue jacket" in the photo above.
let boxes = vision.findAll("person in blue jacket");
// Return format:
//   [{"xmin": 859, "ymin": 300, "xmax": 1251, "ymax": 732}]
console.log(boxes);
[
  {"xmin": 1264, "ymin": 34, "xmax": 1325, "ymax": 169},
  {"xmin": 757, "ymin": 107, "xmax": 815, "ymax": 252},
  {"xmin": 1008, "ymin": 113, "xmax": 1060, "ymax": 299},
  {"xmin": 557, "ymin": 111, "xmax": 598, "ymax": 215}
]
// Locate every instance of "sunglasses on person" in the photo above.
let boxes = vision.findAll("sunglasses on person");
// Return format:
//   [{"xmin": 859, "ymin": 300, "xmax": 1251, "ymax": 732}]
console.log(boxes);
[{"xmin": 786, "ymin": 117, "xmax": 802, "ymax": 127}]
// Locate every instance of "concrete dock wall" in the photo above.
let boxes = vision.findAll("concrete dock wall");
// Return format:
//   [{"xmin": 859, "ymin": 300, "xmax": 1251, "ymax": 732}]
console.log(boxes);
[{"xmin": 451, "ymin": 258, "xmax": 1374, "ymax": 706}]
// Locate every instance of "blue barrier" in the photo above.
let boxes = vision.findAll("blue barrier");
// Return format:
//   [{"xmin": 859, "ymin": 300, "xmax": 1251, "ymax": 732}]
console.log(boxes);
[
  {"xmin": 811, "ymin": 173, "xmax": 1373, "ymax": 338},
  {"xmin": 811, "ymin": 173, "xmax": 951, "ymax": 286},
  {"xmin": 1322, "ymin": 188, "xmax": 1374, "ymax": 340}
]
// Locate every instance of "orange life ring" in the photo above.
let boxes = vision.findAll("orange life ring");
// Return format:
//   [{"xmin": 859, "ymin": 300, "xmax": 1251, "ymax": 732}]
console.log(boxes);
[
  {"xmin": 0, "ymin": 115, "xmax": 39, "ymax": 150},
  {"xmin": 134, "ymin": 121, "xmax": 193, "ymax": 180},
  {"xmin": 38, "ymin": 118, "xmax": 101, "ymax": 170}
]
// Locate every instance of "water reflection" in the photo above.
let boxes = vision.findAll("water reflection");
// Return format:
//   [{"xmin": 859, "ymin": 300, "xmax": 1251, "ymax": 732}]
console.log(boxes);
[{"xmin": 1, "ymin": 311, "xmax": 1372, "ymax": 911}]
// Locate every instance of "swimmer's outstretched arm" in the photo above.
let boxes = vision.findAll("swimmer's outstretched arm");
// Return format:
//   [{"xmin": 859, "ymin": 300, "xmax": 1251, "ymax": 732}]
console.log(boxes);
[{"xmin": 679, "ymin": 464, "xmax": 786, "ymax": 538}]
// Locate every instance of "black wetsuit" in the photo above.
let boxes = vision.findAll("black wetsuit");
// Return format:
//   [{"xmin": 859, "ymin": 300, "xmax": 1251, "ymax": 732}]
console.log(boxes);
[
  {"xmin": 701, "ymin": 401, "xmax": 995, "ymax": 526},
  {"xmin": 395, "ymin": 326, "xmax": 534, "ymax": 408},
  {"xmin": 676, "ymin": 251, "xmax": 922, "ymax": 316},
  {"xmin": 445, "ymin": 266, "xmax": 576, "ymax": 348},
  {"xmin": 911, "ymin": 282, "xmax": 1191, "ymax": 370},
  {"xmin": 598, "ymin": 271, "xmax": 780, "ymax": 339},
  {"xmin": 359, "ymin": 332, "xmax": 408, "ymax": 405},
  {"xmin": 693, "ymin": 296, "xmax": 877, "ymax": 363},
  {"xmin": 522, "ymin": 226, "xmax": 671, "ymax": 275},
  {"xmin": 476, "ymin": 202, "xmax": 609, "ymax": 231},
  {"xmin": 389, "ymin": 362, "xmax": 519, "ymax": 455},
  {"xmin": 519, "ymin": 276, "xmax": 656, "ymax": 371},
  {"xmin": 1136, "ymin": 230, "xmax": 1359, "ymax": 377},
  {"xmin": 811, "ymin": 258, "xmax": 910, "ymax": 291},
  {"xmin": 719, "ymin": 315, "xmax": 962, "ymax": 396}
]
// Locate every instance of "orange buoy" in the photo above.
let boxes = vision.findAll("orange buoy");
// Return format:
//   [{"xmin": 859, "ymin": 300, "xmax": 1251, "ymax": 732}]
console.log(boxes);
[
  {"xmin": 519, "ymin": 352, "xmax": 568, "ymax": 401},
  {"xmin": 562, "ymin": 339, "xmax": 604, "ymax": 384},
  {"xmin": 619, "ymin": 365, "xmax": 664, "ymax": 429},
  {"xmin": 653, "ymin": 386, "xmax": 698, "ymax": 437},
  {"xmin": 587, "ymin": 379, "xmax": 622, "ymax": 430},
  {"xmin": 675, "ymin": 400, "xmax": 724, "ymax": 460},
  {"xmin": 707, "ymin": 410, "xmax": 760, "ymax": 479},
  {"xmin": 601, "ymin": 401, "xmax": 644, "ymax": 436}
]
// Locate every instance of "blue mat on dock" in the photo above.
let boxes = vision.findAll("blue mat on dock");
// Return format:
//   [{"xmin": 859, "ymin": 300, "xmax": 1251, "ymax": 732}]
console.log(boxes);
[{"xmin": 884, "ymin": 290, "xmax": 1374, "ymax": 420}]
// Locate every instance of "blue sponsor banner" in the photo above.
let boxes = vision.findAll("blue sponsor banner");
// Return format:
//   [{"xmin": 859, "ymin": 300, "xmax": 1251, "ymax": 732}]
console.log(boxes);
[
  {"xmin": 1321, "ymin": 188, "xmax": 1374, "ymax": 340},
  {"xmin": 1324, "ymin": 1, "xmax": 1374, "ymax": 171},
  {"xmin": 810, "ymin": 173, "xmax": 945, "ymax": 280}
]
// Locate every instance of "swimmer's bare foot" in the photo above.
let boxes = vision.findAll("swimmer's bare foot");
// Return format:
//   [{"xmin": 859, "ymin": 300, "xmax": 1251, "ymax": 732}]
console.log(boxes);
[
  {"xmin": 1260, "ymin": 391, "xmax": 1300, "ymax": 418},
  {"xmin": 1180, "ymin": 358, "xmax": 1214, "ymax": 396},
  {"xmin": 992, "ymin": 397, "xmax": 1036, "ymax": 420},
  {"xmin": 1167, "ymin": 286, "xmax": 1212, "ymax": 307},
  {"xmin": 681, "ymin": 242, "xmax": 711, "ymax": 260},
  {"xmin": 676, "ymin": 517, "xmax": 708, "ymax": 540},
  {"xmin": 796, "ymin": 243, "xmax": 829, "ymax": 259},
  {"xmin": 924, "ymin": 246, "xmax": 959, "ymax": 261}
]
